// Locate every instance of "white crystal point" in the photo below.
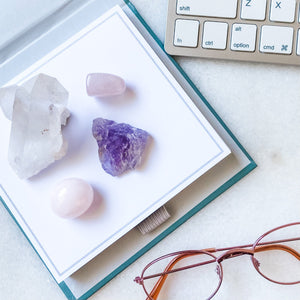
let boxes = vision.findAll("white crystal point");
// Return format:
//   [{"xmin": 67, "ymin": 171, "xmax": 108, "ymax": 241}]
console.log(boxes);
[
  {"xmin": 22, "ymin": 73, "xmax": 69, "ymax": 105},
  {"xmin": 0, "ymin": 85, "xmax": 18, "ymax": 120},
  {"xmin": 6, "ymin": 73, "xmax": 70, "ymax": 179}
]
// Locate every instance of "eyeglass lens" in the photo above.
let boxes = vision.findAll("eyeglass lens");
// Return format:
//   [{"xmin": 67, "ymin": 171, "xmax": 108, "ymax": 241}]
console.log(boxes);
[
  {"xmin": 142, "ymin": 251, "xmax": 221, "ymax": 300},
  {"xmin": 253, "ymin": 223, "xmax": 300, "ymax": 284}
]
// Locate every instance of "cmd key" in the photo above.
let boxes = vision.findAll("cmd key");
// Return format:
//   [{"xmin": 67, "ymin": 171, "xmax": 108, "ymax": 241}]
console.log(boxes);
[{"xmin": 177, "ymin": 0, "xmax": 238, "ymax": 18}]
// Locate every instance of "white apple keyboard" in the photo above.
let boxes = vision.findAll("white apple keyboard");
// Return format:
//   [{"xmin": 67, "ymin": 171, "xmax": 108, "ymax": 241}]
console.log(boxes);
[{"xmin": 164, "ymin": 0, "xmax": 300, "ymax": 65}]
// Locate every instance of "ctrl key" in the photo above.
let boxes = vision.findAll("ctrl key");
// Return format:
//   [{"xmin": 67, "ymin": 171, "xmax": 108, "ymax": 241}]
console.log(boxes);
[{"xmin": 174, "ymin": 19, "xmax": 199, "ymax": 48}]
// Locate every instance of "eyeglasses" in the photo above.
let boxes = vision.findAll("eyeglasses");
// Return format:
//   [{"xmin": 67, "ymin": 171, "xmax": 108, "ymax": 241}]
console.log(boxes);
[{"xmin": 134, "ymin": 222, "xmax": 300, "ymax": 300}]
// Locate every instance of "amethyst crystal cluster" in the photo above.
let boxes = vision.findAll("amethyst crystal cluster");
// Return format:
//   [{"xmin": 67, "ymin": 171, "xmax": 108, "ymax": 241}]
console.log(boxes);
[{"xmin": 92, "ymin": 118, "xmax": 150, "ymax": 176}]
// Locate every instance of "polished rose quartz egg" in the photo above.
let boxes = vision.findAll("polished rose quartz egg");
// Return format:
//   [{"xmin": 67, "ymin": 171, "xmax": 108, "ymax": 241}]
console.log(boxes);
[{"xmin": 51, "ymin": 178, "xmax": 94, "ymax": 219}]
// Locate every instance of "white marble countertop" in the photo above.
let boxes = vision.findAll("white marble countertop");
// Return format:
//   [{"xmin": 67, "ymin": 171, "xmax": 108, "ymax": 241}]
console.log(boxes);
[{"xmin": 0, "ymin": 0, "xmax": 300, "ymax": 299}]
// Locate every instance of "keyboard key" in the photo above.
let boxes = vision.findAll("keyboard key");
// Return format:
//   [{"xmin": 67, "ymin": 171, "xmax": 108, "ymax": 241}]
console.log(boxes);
[
  {"xmin": 173, "ymin": 19, "xmax": 199, "ymax": 47},
  {"xmin": 176, "ymin": 0, "xmax": 238, "ymax": 19},
  {"xmin": 297, "ymin": 29, "xmax": 300, "ymax": 55},
  {"xmin": 260, "ymin": 25, "xmax": 293, "ymax": 54},
  {"xmin": 202, "ymin": 22, "xmax": 228, "ymax": 50},
  {"xmin": 241, "ymin": 0, "xmax": 267, "ymax": 20},
  {"xmin": 165, "ymin": 0, "xmax": 300, "ymax": 65},
  {"xmin": 270, "ymin": 0, "xmax": 296, "ymax": 23},
  {"xmin": 231, "ymin": 24, "xmax": 257, "ymax": 52}
]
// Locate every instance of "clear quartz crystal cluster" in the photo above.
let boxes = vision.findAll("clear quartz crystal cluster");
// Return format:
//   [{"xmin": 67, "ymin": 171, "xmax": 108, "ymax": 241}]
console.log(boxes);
[
  {"xmin": 92, "ymin": 118, "xmax": 149, "ymax": 176},
  {"xmin": 0, "ymin": 74, "xmax": 70, "ymax": 179}
]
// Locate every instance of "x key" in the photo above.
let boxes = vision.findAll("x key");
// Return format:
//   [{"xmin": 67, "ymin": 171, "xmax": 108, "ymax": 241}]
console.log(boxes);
[{"xmin": 270, "ymin": 0, "xmax": 296, "ymax": 23}]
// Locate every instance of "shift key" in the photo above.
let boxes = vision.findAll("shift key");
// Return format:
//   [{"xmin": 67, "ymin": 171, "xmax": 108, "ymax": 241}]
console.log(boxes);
[{"xmin": 177, "ymin": 0, "xmax": 238, "ymax": 19}]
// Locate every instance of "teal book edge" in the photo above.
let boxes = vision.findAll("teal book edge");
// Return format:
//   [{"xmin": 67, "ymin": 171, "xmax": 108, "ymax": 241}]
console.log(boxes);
[{"xmin": 0, "ymin": 1, "xmax": 256, "ymax": 300}]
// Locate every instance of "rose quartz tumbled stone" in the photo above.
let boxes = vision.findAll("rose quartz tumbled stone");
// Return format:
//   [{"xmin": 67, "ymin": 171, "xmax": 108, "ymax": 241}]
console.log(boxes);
[
  {"xmin": 51, "ymin": 178, "xmax": 94, "ymax": 219},
  {"xmin": 86, "ymin": 73, "xmax": 126, "ymax": 97}
]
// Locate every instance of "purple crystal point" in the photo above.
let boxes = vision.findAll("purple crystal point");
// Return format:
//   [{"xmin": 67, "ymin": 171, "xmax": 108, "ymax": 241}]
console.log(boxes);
[{"xmin": 92, "ymin": 118, "xmax": 150, "ymax": 176}]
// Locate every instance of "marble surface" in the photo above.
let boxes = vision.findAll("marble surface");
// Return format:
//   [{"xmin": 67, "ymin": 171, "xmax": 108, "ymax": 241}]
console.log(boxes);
[{"xmin": 1, "ymin": 0, "xmax": 300, "ymax": 299}]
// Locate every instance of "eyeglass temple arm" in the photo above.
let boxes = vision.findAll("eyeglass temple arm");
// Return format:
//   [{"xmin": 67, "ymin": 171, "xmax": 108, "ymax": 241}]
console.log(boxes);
[
  {"xmin": 213, "ymin": 237, "xmax": 300, "ymax": 253},
  {"xmin": 254, "ymin": 244, "xmax": 300, "ymax": 260}
]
